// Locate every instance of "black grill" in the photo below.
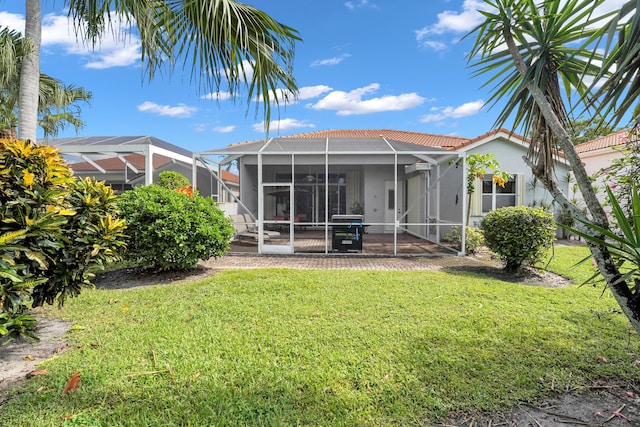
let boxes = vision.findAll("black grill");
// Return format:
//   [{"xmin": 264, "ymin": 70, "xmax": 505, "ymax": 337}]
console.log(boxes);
[{"xmin": 331, "ymin": 214, "xmax": 364, "ymax": 252}]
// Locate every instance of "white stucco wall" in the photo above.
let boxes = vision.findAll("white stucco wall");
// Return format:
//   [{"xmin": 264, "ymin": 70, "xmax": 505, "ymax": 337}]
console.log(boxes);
[
  {"xmin": 461, "ymin": 134, "xmax": 571, "ymax": 227},
  {"xmin": 580, "ymin": 147, "xmax": 626, "ymax": 201}
]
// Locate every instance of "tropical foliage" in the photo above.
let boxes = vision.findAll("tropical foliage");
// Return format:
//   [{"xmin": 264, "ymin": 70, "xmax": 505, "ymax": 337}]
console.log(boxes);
[
  {"xmin": 0, "ymin": 138, "xmax": 125, "ymax": 342},
  {"xmin": 467, "ymin": 0, "xmax": 640, "ymax": 335},
  {"xmin": 562, "ymin": 184, "xmax": 640, "ymax": 294},
  {"xmin": 18, "ymin": 0, "xmax": 300, "ymax": 141},
  {"xmin": 590, "ymin": 1, "xmax": 640, "ymax": 125},
  {"xmin": 117, "ymin": 185, "xmax": 234, "ymax": 271},
  {"xmin": 568, "ymin": 116, "xmax": 619, "ymax": 146},
  {"xmin": 0, "ymin": 26, "xmax": 92, "ymax": 138},
  {"xmin": 463, "ymin": 153, "xmax": 511, "ymax": 225}
]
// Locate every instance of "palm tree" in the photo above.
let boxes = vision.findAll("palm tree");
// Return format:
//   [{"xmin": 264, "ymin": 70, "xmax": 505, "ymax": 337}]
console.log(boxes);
[
  {"xmin": 18, "ymin": 0, "xmax": 40, "ymax": 141},
  {"xmin": 1, "ymin": 27, "xmax": 92, "ymax": 138},
  {"xmin": 466, "ymin": 0, "xmax": 640, "ymax": 335},
  {"xmin": 590, "ymin": 1, "xmax": 640, "ymax": 125},
  {"xmin": 18, "ymin": 0, "xmax": 300, "ymax": 141}
]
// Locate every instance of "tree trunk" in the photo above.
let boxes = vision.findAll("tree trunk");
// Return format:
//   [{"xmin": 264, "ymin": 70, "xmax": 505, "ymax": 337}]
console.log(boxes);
[
  {"xmin": 18, "ymin": 0, "xmax": 41, "ymax": 142},
  {"xmin": 502, "ymin": 27, "xmax": 640, "ymax": 336}
]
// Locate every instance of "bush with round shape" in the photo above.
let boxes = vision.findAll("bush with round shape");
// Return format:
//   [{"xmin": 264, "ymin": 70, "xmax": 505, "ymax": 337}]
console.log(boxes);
[
  {"xmin": 480, "ymin": 206, "xmax": 555, "ymax": 273},
  {"xmin": 157, "ymin": 171, "xmax": 191, "ymax": 190},
  {"xmin": 117, "ymin": 185, "xmax": 234, "ymax": 271}
]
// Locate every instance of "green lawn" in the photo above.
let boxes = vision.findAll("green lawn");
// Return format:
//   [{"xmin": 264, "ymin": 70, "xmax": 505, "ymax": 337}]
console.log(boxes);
[{"xmin": 2, "ymin": 245, "xmax": 639, "ymax": 426}]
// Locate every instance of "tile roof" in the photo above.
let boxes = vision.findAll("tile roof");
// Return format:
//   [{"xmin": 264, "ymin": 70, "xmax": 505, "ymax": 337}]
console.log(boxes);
[
  {"xmin": 52, "ymin": 135, "xmax": 193, "ymax": 158},
  {"xmin": 71, "ymin": 153, "xmax": 164, "ymax": 171},
  {"xmin": 283, "ymin": 129, "xmax": 471, "ymax": 149},
  {"xmin": 70, "ymin": 153, "xmax": 239, "ymax": 183},
  {"xmin": 221, "ymin": 169, "xmax": 240, "ymax": 183},
  {"xmin": 574, "ymin": 129, "xmax": 634, "ymax": 154}
]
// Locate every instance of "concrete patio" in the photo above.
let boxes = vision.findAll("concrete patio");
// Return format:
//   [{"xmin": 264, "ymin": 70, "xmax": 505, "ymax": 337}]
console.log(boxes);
[{"xmin": 229, "ymin": 230, "xmax": 459, "ymax": 256}]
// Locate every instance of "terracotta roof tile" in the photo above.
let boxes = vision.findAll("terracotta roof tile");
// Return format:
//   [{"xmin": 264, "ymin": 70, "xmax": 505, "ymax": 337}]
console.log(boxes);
[
  {"xmin": 71, "ymin": 153, "xmax": 160, "ymax": 171},
  {"xmin": 574, "ymin": 129, "xmax": 634, "ymax": 154},
  {"xmin": 221, "ymin": 169, "xmax": 239, "ymax": 183},
  {"xmin": 283, "ymin": 129, "xmax": 470, "ymax": 149},
  {"xmin": 70, "ymin": 153, "xmax": 239, "ymax": 183}
]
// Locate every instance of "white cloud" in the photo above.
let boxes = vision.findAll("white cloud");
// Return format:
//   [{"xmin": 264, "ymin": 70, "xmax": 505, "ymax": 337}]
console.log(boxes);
[
  {"xmin": 201, "ymin": 92, "xmax": 233, "ymax": 101},
  {"xmin": 417, "ymin": 0, "xmax": 628, "ymax": 50},
  {"xmin": 84, "ymin": 43, "xmax": 141, "ymax": 69},
  {"xmin": 415, "ymin": 0, "xmax": 489, "ymax": 51},
  {"xmin": 421, "ymin": 41, "xmax": 448, "ymax": 52},
  {"xmin": 223, "ymin": 59, "xmax": 255, "ymax": 84},
  {"xmin": 416, "ymin": 0, "xmax": 487, "ymax": 40},
  {"xmin": 252, "ymin": 118, "xmax": 315, "ymax": 133},
  {"xmin": 137, "ymin": 101, "xmax": 197, "ymax": 118},
  {"xmin": 0, "ymin": 11, "xmax": 25, "ymax": 32},
  {"xmin": 309, "ymin": 83, "xmax": 425, "ymax": 116},
  {"xmin": 311, "ymin": 54, "xmax": 351, "ymax": 67},
  {"xmin": 213, "ymin": 125, "xmax": 236, "ymax": 133},
  {"xmin": 299, "ymin": 85, "xmax": 333, "ymax": 99},
  {"xmin": 254, "ymin": 85, "xmax": 333, "ymax": 104},
  {"xmin": 345, "ymin": 0, "xmax": 378, "ymax": 10},
  {"xmin": 48, "ymin": 13, "xmax": 141, "ymax": 68},
  {"xmin": 420, "ymin": 99, "xmax": 484, "ymax": 123},
  {"xmin": 0, "ymin": 11, "xmax": 141, "ymax": 69}
]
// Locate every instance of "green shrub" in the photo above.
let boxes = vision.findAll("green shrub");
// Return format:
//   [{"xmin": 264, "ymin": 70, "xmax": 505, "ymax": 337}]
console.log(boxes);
[
  {"xmin": 0, "ymin": 139, "xmax": 126, "ymax": 342},
  {"xmin": 157, "ymin": 171, "xmax": 191, "ymax": 190},
  {"xmin": 480, "ymin": 206, "xmax": 555, "ymax": 273},
  {"xmin": 444, "ymin": 226, "xmax": 484, "ymax": 254},
  {"xmin": 117, "ymin": 185, "xmax": 234, "ymax": 271}
]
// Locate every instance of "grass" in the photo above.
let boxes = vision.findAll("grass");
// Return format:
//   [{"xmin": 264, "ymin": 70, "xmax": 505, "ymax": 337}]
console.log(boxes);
[{"xmin": 2, "ymin": 245, "xmax": 640, "ymax": 426}]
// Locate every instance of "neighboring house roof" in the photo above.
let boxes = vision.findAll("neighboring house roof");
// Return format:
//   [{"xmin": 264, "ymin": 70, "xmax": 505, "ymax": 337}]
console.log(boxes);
[
  {"xmin": 71, "ymin": 152, "xmax": 172, "ymax": 172},
  {"xmin": 52, "ymin": 135, "xmax": 193, "ymax": 158},
  {"xmin": 221, "ymin": 169, "xmax": 240, "ymax": 184},
  {"xmin": 70, "ymin": 152, "xmax": 239, "ymax": 183},
  {"xmin": 51, "ymin": 135, "xmax": 240, "ymax": 184},
  {"xmin": 574, "ymin": 129, "xmax": 634, "ymax": 155}
]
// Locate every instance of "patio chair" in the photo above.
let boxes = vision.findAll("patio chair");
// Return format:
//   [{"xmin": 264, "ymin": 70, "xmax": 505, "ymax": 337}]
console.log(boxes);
[
  {"xmin": 230, "ymin": 214, "xmax": 269, "ymax": 243},
  {"xmin": 242, "ymin": 213, "xmax": 281, "ymax": 239}
]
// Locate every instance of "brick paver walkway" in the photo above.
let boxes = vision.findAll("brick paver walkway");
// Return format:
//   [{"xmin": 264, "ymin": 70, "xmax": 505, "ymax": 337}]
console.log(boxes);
[{"xmin": 203, "ymin": 253, "xmax": 498, "ymax": 271}]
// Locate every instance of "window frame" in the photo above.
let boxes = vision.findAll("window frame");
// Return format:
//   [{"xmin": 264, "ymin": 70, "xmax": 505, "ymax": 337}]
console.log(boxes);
[{"xmin": 480, "ymin": 174, "xmax": 518, "ymax": 214}]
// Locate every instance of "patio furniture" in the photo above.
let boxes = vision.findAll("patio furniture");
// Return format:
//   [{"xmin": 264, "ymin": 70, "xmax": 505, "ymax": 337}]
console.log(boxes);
[
  {"xmin": 242, "ymin": 213, "xmax": 281, "ymax": 240},
  {"xmin": 231, "ymin": 214, "xmax": 269, "ymax": 243}
]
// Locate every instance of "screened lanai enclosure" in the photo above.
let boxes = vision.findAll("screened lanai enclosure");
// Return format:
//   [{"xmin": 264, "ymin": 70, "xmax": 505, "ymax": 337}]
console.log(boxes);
[{"xmin": 195, "ymin": 137, "xmax": 468, "ymax": 255}]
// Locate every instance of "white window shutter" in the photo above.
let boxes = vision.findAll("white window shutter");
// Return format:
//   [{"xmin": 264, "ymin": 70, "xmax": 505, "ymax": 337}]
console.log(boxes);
[
  {"xmin": 516, "ymin": 173, "xmax": 526, "ymax": 206},
  {"xmin": 470, "ymin": 177, "xmax": 483, "ymax": 216}
]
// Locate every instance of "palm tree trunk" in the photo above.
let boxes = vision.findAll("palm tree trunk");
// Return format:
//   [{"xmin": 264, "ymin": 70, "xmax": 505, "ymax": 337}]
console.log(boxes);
[
  {"xmin": 18, "ymin": 0, "xmax": 41, "ymax": 142},
  {"xmin": 502, "ymin": 27, "xmax": 640, "ymax": 336}
]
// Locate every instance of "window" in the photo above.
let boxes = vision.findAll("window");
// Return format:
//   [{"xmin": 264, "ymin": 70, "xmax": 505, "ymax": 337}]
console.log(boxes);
[{"xmin": 481, "ymin": 175, "xmax": 517, "ymax": 213}]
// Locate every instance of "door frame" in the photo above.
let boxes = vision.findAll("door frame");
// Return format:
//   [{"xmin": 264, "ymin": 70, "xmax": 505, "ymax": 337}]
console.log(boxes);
[{"xmin": 260, "ymin": 183, "xmax": 294, "ymax": 254}]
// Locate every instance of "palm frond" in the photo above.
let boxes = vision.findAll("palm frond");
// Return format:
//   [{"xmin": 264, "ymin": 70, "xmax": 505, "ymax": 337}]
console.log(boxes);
[{"xmin": 67, "ymin": 0, "xmax": 300, "ymax": 133}]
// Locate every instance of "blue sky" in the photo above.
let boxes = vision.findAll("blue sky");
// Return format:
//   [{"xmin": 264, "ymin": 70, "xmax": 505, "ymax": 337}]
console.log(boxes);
[{"xmin": 0, "ymin": 0, "xmax": 627, "ymax": 153}]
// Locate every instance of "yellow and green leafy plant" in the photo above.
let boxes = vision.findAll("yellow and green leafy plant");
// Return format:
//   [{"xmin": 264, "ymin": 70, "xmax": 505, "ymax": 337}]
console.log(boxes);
[{"xmin": 0, "ymin": 138, "xmax": 126, "ymax": 342}]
